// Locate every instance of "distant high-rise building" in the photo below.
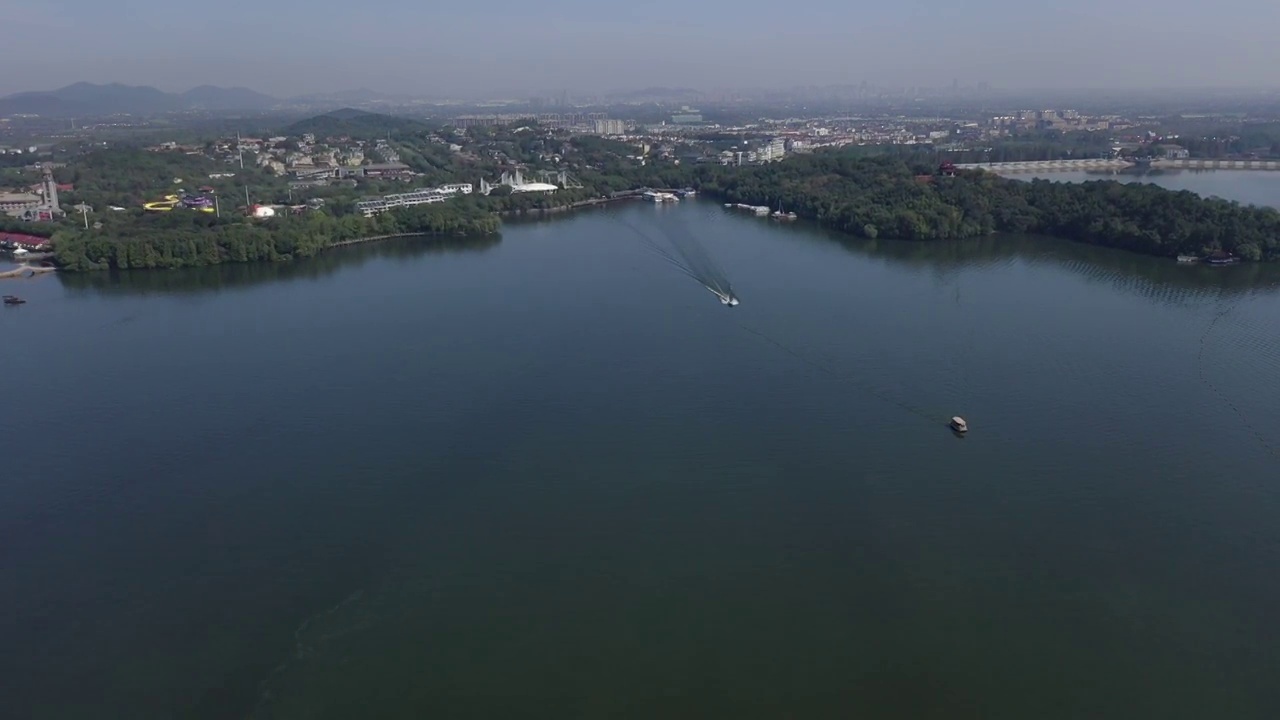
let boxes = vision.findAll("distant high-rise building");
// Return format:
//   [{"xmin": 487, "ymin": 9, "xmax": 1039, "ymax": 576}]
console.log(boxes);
[
  {"xmin": 592, "ymin": 119, "xmax": 626, "ymax": 135},
  {"xmin": 757, "ymin": 138, "xmax": 787, "ymax": 162}
]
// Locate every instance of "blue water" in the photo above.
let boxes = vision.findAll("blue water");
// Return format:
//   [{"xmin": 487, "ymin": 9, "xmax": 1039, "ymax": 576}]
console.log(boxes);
[{"xmin": 2, "ymin": 186, "xmax": 1279, "ymax": 718}]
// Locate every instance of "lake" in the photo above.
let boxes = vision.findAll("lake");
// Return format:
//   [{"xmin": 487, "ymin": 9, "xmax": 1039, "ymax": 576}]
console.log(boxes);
[
  {"xmin": 1023, "ymin": 167, "xmax": 1280, "ymax": 209},
  {"xmin": 2, "ymin": 172, "xmax": 1279, "ymax": 718}
]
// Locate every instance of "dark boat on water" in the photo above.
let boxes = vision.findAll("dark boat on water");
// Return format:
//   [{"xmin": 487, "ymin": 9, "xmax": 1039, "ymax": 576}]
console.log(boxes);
[
  {"xmin": 3, "ymin": 295, "xmax": 27, "ymax": 305},
  {"xmin": 1205, "ymin": 252, "xmax": 1240, "ymax": 266}
]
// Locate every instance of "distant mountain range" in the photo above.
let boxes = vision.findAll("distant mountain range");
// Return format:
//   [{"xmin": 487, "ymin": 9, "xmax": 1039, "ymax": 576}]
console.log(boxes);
[
  {"xmin": 0, "ymin": 83, "xmax": 413, "ymax": 117},
  {"xmin": 0, "ymin": 82, "xmax": 277, "ymax": 116},
  {"xmin": 0, "ymin": 82, "xmax": 717, "ymax": 117}
]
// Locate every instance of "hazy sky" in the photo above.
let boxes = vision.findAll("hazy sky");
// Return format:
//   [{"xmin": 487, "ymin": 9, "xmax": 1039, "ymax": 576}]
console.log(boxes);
[{"xmin": 7, "ymin": 0, "xmax": 1279, "ymax": 96}]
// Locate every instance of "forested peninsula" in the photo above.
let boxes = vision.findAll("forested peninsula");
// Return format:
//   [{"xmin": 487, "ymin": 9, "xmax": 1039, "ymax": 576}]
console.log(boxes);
[
  {"xmin": 52, "ymin": 203, "xmax": 498, "ymax": 271},
  {"xmin": 698, "ymin": 155, "xmax": 1280, "ymax": 261}
]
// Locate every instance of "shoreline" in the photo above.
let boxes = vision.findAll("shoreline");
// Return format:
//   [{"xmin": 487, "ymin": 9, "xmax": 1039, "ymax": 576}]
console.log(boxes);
[
  {"xmin": 1, "ymin": 265, "xmax": 58, "ymax": 280},
  {"xmin": 328, "ymin": 232, "xmax": 434, "ymax": 248},
  {"xmin": 496, "ymin": 193, "xmax": 642, "ymax": 217}
]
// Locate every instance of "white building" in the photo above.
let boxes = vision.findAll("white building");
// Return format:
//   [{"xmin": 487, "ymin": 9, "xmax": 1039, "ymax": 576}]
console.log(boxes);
[
  {"xmin": 356, "ymin": 188, "xmax": 449, "ymax": 217},
  {"xmin": 756, "ymin": 138, "xmax": 787, "ymax": 162},
  {"xmin": 592, "ymin": 119, "xmax": 626, "ymax": 135}
]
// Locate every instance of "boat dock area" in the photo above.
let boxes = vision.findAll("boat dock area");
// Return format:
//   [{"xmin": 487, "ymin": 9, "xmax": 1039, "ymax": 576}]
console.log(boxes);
[{"xmin": 726, "ymin": 203, "xmax": 772, "ymax": 216}]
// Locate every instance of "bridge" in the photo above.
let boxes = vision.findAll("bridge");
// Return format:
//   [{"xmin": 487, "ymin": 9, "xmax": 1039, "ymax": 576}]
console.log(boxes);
[
  {"xmin": 953, "ymin": 159, "xmax": 1131, "ymax": 173},
  {"xmin": 956, "ymin": 158, "xmax": 1280, "ymax": 173},
  {"xmin": 1152, "ymin": 159, "xmax": 1280, "ymax": 170}
]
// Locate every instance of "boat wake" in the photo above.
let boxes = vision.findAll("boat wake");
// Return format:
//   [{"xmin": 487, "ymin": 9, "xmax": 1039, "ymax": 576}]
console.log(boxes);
[
  {"xmin": 616, "ymin": 213, "xmax": 739, "ymax": 307},
  {"xmin": 252, "ymin": 589, "xmax": 367, "ymax": 715}
]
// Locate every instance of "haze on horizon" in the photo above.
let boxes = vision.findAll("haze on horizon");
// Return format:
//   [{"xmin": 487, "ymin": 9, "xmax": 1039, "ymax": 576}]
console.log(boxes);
[{"xmin": 7, "ymin": 0, "xmax": 1279, "ymax": 98}]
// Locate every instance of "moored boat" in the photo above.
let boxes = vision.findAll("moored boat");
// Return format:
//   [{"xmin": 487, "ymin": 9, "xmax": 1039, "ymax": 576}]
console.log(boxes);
[
  {"xmin": 1205, "ymin": 252, "xmax": 1240, "ymax": 266},
  {"xmin": 1176, "ymin": 255, "xmax": 1199, "ymax": 263}
]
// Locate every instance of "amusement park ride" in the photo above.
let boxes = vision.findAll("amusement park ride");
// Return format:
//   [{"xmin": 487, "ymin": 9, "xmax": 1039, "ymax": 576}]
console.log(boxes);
[{"xmin": 143, "ymin": 194, "xmax": 216, "ymax": 213}]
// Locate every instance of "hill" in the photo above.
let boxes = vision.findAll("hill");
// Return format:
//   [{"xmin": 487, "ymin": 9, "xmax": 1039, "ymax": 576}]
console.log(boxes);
[
  {"xmin": 0, "ymin": 82, "xmax": 181, "ymax": 115},
  {"xmin": 181, "ymin": 85, "xmax": 277, "ymax": 111},
  {"xmin": 283, "ymin": 109, "xmax": 431, "ymax": 139},
  {"xmin": 0, "ymin": 82, "xmax": 278, "ymax": 116}
]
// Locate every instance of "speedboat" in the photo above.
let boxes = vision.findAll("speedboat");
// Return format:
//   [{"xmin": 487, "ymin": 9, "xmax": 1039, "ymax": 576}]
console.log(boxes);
[{"xmin": 710, "ymin": 287, "xmax": 740, "ymax": 306}]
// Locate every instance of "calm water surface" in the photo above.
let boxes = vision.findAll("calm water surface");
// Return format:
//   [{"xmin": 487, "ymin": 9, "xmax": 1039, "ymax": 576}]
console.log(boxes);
[
  {"xmin": 2, "ymin": 173, "xmax": 1280, "ymax": 718},
  {"xmin": 1025, "ymin": 167, "xmax": 1280, "ymax": 208}
]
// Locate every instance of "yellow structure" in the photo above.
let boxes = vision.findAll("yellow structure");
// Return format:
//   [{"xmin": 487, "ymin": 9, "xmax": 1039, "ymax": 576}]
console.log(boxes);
[
  {"xmin": 142, "ymin": 195, "xmax": 215, "ymax": 213},
  {"xmin": 143, "ymin": 195, "xmax": 181, "ymax": 212}
]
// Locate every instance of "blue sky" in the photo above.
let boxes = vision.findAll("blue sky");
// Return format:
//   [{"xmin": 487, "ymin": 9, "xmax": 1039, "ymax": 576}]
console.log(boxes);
[{"xmin": 6, "ymin": 0, "xmax": 1278, "ymax": 96}]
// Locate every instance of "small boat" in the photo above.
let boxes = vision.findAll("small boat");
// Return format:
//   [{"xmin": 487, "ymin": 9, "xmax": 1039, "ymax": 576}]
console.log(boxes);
[
  {"xmin": 1176, "ymin": 255, "xmax": 1199, "ymax": 263},
  {"xmin": 1205, "ymin": 252, "xmax": 1240, "ymax": 266},
  {"xmin": 709, "ymin": 287, "xmax": 740, "ymax": 306},
  {"xmin": 771, "ymin": 200, "xmax": 796, "ymax": 221},
  {"xmin": 949, "ymin": 416, "xmax": 968, "ymax": 434},
  {"xmin": 3, "ymin": 295, "xmax": 27, "ymax": 305}
]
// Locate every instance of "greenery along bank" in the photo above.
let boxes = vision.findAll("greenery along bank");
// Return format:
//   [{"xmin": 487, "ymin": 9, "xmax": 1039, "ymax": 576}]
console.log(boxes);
[
  {"xmin": 44, "ymin": 149, "xmax": 1280, "ymax": 271},
  {"xmin": 52, "ymin": 202, "xmax": 498, "ymax": 271},
  {"xmin": 698, "ymin": 154, "xmax": 1280, "ymax": 261}
]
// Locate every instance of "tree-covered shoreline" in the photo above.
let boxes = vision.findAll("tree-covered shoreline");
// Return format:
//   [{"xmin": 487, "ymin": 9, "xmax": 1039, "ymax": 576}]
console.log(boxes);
[
  {"xmin": 52, "ymin": 203, "xmax": 498, "ymax": 271},
  {"xmin": 696, "ymin": 155, "xmax": 1280, "ymax": 261},
  {"xmin": 40, "ymin": 149, "xmax": 1280, "ymax": 272}
]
